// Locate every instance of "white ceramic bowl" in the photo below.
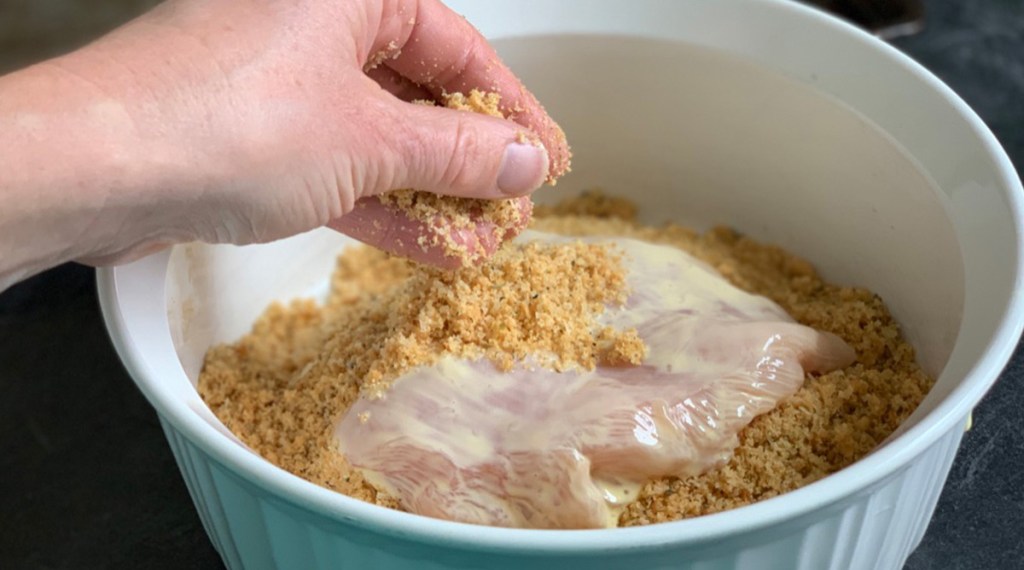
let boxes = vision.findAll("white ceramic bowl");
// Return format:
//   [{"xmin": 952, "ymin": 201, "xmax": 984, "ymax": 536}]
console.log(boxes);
[{"xmin": 98, "ymin": 1, "xmax": 1024, "ymax": 569}]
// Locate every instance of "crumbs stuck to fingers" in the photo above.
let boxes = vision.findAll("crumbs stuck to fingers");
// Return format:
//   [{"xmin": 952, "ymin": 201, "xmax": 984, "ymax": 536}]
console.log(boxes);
[
  {"xmin": 330, "ymin": 195, "xmax": 533, "ymax": 269},
  {"xmin": 370, "ymin": 90, "xmax": 559, "ymax": 268}
]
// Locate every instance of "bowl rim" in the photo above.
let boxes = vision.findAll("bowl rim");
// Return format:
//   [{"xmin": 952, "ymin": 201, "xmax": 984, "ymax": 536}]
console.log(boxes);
[{"xmin": 98, "ymin": 0, "xmax": 1024, "ymax": 555}]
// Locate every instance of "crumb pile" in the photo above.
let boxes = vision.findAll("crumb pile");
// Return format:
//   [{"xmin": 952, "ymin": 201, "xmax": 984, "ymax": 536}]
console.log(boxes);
[
  {"xmin": 199, "ymin": 236, "xmax": 643, "ymax": 503},
  {"xmin": 198, "ymin": 192, "xmax": 934, "ymax": 523},
  {"xmin": 312, "ymin": 239, "xmax": 643, "ymax": 396},
  {"xmin": 379, "ymin": 90, "xmax": 539, "ymax": 264}
]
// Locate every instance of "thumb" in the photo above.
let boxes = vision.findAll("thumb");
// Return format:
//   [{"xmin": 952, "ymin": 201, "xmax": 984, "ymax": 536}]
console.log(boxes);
[{"xmin": 370, "ymin": 97, "xmax": 550, "ymax": 200}]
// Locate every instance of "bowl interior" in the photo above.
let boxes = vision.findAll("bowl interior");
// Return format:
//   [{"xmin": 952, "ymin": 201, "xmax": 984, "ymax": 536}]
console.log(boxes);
[{"xmin": 166, "ymin": 35, "xmax": 965, "ymax": 449}]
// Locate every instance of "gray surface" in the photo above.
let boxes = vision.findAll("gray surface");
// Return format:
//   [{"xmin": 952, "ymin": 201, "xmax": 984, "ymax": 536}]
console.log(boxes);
[
  {"xmin": 893, "ymin": 5, "xmax": 1024, "ymax": 568},
  {"xmin": 1, "ymin": 1, "xmax": 1022, "ymax": 568}
]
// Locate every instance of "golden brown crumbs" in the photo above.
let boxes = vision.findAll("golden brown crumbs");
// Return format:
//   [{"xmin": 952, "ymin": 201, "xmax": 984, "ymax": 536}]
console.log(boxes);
[
  {"xmin": 595, "ymin": 326, "xmax": 647, "ymax": 367},
  {"xmin": 379, "ymin": 90, "xmax": 544, "ymax": 265},
  {"xmin": 198, "ymin": 191, "xmax": 933, "ymax": 524},
  {"xmin": 442, "ymin": 89, "xmax": 504, "ymax": 116},
  {"xmin": 364, "ymin": 40, "xmax": 401, "ymax": 70},
  {"xmin": 315, "ymin": 240, "xmax": 635, "ymax": 396},
  {"xmin": 199, "ymin": 236, "xmax": 639, "ymax": 504}
]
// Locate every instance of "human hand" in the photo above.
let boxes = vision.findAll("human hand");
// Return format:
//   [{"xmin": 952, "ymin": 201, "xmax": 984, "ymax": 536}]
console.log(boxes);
[{"xmin": 0, "ymin": 0, "xmax": 570, "ymax": 287}]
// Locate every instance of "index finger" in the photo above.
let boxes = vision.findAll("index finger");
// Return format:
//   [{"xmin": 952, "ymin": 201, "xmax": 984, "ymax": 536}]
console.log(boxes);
[{"xmin": 379, "ymin": 0, "xmax": 571, "ymax": 182}]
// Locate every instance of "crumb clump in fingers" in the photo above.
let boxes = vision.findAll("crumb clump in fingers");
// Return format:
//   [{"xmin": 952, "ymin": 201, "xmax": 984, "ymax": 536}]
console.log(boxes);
[{"xmin": 379, "ymin": 90, "xmax": 562, "ymax": 266}]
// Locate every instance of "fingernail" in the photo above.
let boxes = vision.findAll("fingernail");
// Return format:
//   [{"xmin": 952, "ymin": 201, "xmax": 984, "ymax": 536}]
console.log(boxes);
[{"xmin": 497, "ymin": 142, "xmax": 549, "ymax": 196}]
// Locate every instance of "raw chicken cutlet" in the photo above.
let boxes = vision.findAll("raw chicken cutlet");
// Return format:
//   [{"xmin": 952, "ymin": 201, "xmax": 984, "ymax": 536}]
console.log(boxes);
[{"xmin": 198, "ymin": 192, "xmax": 933, "ymax": 528}]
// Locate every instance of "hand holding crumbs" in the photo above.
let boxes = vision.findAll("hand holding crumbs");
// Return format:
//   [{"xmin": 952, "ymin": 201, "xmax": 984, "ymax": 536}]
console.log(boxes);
[{"xmin": 0, "ymin": 0, "xmax": 570, "ymax": 290}]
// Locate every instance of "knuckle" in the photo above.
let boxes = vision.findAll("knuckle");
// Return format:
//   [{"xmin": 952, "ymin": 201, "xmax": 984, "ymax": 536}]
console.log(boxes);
[{"xmin": 439, "ymin": 115, "xmax": 489, "ymax": 191}]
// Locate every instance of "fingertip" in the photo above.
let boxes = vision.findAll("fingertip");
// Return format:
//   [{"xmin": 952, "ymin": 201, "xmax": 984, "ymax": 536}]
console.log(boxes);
[
  {"xmin": 506, "ymin": 93, "xmax": 571, "ymax": 183},
  {"xmin": 543, "ymin": 122, "xmax": 572, "ymax": 183},
  {"xmin": 497, "ymin": 142, "xmax": 548, "ymax": 197}
]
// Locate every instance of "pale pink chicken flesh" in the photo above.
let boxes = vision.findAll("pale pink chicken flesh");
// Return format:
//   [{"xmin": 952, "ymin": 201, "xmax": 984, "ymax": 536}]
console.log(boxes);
[{"xmin": 336, "ymin": 233, "xmax": 856, "ymax": 529}]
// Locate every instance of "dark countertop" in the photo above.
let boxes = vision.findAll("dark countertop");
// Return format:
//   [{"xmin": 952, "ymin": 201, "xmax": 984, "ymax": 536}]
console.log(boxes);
[{"xmin": 1, "ymin": 1, "xmax": 1022, "ymax": 568}]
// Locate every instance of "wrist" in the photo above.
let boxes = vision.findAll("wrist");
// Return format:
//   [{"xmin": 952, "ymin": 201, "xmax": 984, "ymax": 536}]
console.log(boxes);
[{"xmin": 0, "ymin": 53, "xmax": 205, "ymax": 288}]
